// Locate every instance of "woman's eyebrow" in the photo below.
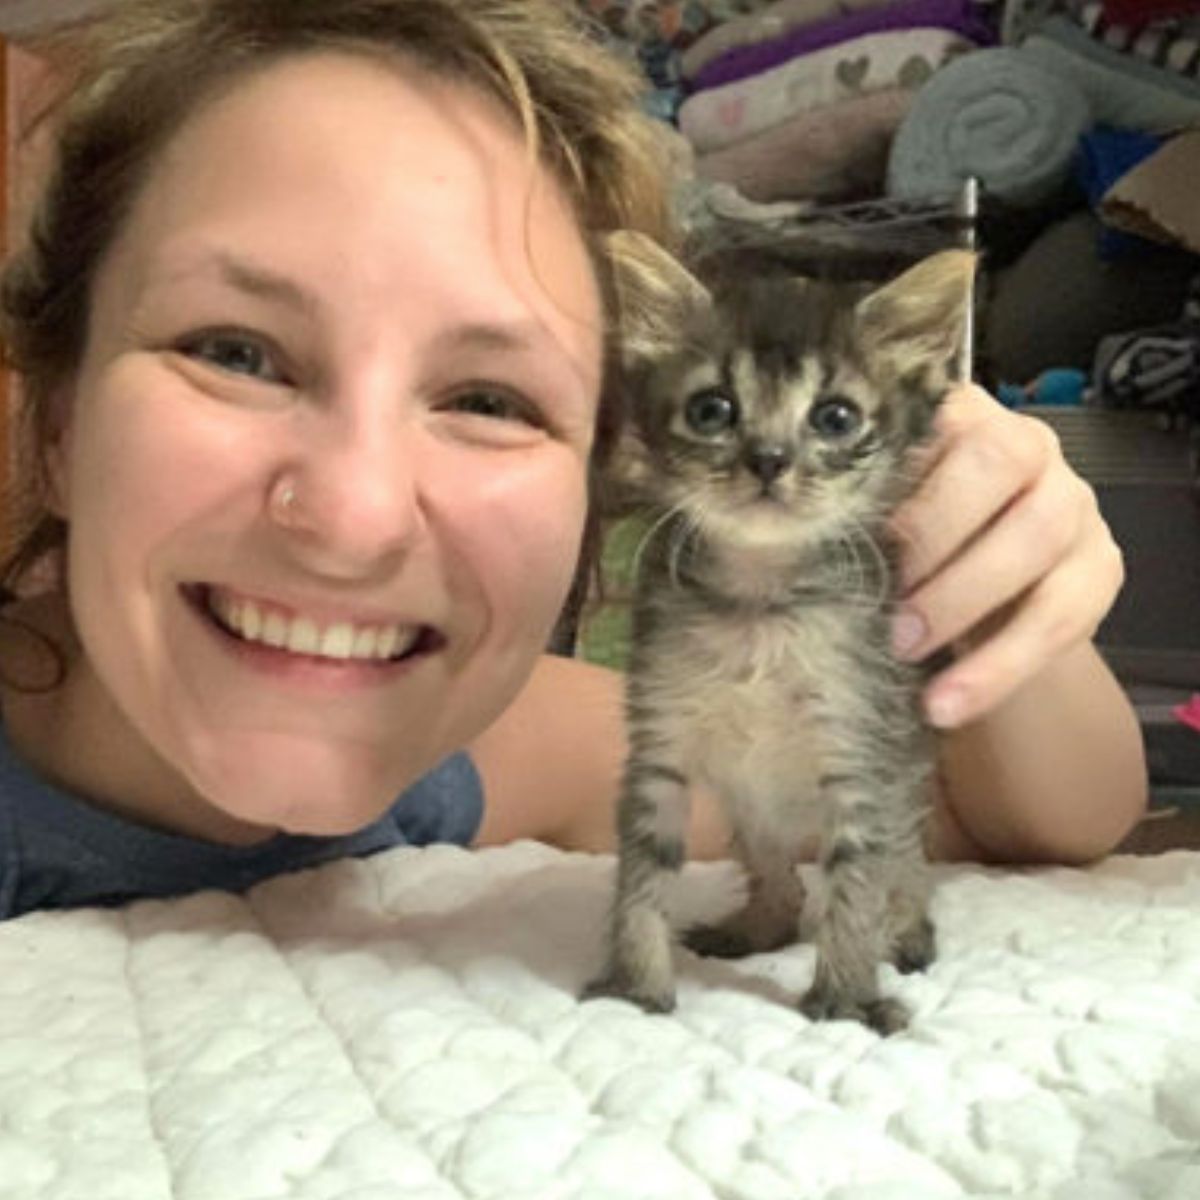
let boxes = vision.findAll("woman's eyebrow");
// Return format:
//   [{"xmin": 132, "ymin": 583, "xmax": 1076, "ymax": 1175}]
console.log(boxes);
[
  {"xmin": 431, "ymin": 319, "xmax": 601, "ymax": 400},
  {"xmin": 431, "ymin": 320, "xmax": 557, "ymax": 357},
  {"xmin": 140, "ymin": 250, "xmax": 598, "ymax": 386},
  {"xmin": 135, "ymin": 248, "xmax": 320, "ymax": 317},
  {"xmin": 146, "ymin": 253, "xmax": 568, "ymax": 350},
  {"xmin": 153, "ymin": 250, "xmax": 324, "ymax": 316},
  {"xmin": 213, "ymin": 254, "xmax": 318, "ymax": 315}
]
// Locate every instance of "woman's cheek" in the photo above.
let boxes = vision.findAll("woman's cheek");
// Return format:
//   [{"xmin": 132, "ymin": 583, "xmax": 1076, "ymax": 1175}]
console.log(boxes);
[{"xmin": 462, "ymin": 450, "xmax": 589, "ymax": 628}]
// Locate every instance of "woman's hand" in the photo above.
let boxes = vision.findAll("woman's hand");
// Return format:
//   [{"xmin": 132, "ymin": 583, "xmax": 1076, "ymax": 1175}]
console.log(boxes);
[{"xmin": 888, "ymin": 384, "xmax": 1125, "ymax": 729}]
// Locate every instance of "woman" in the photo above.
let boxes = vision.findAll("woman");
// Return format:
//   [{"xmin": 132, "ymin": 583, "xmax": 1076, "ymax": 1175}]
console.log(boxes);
[{"xmin": 0, "ymin": 0, "xmax": 1145, "ymax": 920}]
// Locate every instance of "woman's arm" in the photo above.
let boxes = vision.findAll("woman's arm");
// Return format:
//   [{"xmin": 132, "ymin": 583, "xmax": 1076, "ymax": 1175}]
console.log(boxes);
[
  {"xmin": 469, "ymin": 653, "xmax": 625, "ymax": 851},
  {"xmin": 469, "ymin": 653, "xmax": 730, "ymax": 856},
  {"xmin": 928, "ymin": 641, "xmax": 1148, "ymax": 863},
  {"xmin": 894, "ymin": 385, "xmax": 1149, "ymax": 862}
]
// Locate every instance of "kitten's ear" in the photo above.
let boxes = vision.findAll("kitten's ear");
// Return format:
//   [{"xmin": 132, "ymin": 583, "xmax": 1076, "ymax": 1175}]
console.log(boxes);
[
  {"xmin": 855, "ymin": 250, "xmax": 976, "ymax": 387},
  {"xmin": 604, "ymin": 230, "xmax": 711, "ymax": 365}
]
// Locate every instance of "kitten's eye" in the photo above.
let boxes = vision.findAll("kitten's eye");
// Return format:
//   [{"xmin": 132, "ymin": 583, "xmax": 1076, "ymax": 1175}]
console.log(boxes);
[
  {"xmin": 809, "ymin": 396, "xmax": 863, "ymax": 439},
  {"xmin": 177, "ymin": 330, "xmax": 287, "ymax": 384},
  {"xmin": 684, "ymin": 387, "xmax": 739, "ymax": 437}
]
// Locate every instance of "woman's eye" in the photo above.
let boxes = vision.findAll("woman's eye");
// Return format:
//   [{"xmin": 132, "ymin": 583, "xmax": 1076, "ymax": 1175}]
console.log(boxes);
[
  {"xmin": 448, "ymin": 388, "xmax": 538, "ymax": 425},
  {"xmin": 808, "ymin": 395, "xmax": 864, "ymax": 439},
  {"xmin": 177, "ymin": 331, "xmax": 287, "ymax": 384}
]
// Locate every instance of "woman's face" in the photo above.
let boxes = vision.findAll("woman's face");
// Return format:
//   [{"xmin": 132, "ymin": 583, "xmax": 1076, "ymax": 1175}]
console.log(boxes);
[{"xmin": 50, "ymin": 51, "xmax": 603, "ymax": 838}]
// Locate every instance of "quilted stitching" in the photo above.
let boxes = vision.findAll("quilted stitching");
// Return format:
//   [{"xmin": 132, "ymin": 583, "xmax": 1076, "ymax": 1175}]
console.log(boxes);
[{"xmin": 2, "ymin": 844, "xmax": 1200, "ymax": 1199}]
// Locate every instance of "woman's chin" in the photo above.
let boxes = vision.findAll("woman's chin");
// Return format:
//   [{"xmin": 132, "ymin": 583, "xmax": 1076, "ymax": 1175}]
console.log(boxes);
[{"xmin": 188, "ymin": 748, "xmax": 406, "ymax": 841}]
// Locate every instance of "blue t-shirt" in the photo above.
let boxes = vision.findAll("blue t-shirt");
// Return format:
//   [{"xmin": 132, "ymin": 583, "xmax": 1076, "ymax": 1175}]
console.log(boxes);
[{"xmin": 0, "ymin": 720, "xmax": 484, "ymax": 920}]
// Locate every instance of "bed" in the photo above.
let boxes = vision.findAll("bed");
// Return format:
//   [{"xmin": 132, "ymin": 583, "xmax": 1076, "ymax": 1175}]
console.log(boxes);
[{"xmin": 2, "ymin": 840, "xmax": 1199, "ymax": 1199}]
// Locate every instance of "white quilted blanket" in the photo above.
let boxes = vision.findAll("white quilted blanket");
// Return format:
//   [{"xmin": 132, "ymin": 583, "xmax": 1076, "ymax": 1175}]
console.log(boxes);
[{"xmin": 3, "ymin": 841, "xmax": 1200, "ymax": 1200}]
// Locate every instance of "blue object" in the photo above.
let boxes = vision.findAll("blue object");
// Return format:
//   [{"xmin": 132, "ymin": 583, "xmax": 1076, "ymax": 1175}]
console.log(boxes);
[
  {"xmin": 998, "ymin": 382, "xmax": 1027, "ymax": 408},
  {"xmin": 0, "ymin": 718, "xmax": 484, "ymax": 919},
  {"xmin": 1033, "ymin": 368, "xmax": 1087, "ymax": 405},
  {"xmin": 1075, "ymin": 126, "xmax": 1165, "ymax": 259},
  {"xmin": 998, "ymin": 368, "xmax": 1087, "ymax": 408}
]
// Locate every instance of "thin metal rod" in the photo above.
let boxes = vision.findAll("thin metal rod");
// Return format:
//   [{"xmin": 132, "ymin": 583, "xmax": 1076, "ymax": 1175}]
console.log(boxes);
[{"xmin": 956, "ymin": 176, "xmax": 978, "ymax": 385}]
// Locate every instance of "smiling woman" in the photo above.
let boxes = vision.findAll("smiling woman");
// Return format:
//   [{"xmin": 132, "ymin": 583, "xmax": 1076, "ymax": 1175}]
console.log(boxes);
[{"xmin": 0, "ymin": 0, "xmax": 672, "ymax": 916}]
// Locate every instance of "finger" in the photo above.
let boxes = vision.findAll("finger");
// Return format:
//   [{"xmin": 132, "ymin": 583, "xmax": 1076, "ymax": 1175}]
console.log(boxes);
[
  {"xmin": 891, "ymin": 405, "xmax": 1056, "ymax": 594},
  {"xmin": 922, "ymin": 575, "xmax": 1070, "ymax": 728},
  {"xmin": 920, "ymin": 531, "xmax": 1125, "ymax": 729},
  {"xmin": 893, "ymin": 468, "xmax": 1089, "ymax": 661}
]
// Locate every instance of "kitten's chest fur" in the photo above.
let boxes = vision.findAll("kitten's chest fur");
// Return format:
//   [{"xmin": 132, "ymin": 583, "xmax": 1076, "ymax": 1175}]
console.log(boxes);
[{"xmin": 630, "ymin": 528, "xmax": 897, "ymax": 820}]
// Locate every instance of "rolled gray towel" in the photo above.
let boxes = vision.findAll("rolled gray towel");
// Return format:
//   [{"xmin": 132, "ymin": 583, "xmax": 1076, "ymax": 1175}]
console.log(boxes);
[{"xmin": 886, "ymin": 47, "xmax": 1090, "ymax": 207}]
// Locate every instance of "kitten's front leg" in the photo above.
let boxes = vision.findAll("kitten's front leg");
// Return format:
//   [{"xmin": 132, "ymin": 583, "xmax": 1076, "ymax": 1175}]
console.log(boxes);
[
  {"xmin": 800, "ymin": 820, "xmax": 912, "ymax": 1035},
  {"xmin": 801, "ymin": 755, "xmax": 933, "ymax": 1035},
  {"xmin": 583, "ymin": 760, "xmax": 690, "ymax": 1013}
]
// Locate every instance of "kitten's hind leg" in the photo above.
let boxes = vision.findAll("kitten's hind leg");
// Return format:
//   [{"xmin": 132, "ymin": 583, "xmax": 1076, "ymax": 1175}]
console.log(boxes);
[
  {"xmin": 583, "ymin": 762, "xmax": 689, "ymax": 1013},
  {"xmin": 683, "ymin": 833, "xmax": 806, "ymax": 959}
]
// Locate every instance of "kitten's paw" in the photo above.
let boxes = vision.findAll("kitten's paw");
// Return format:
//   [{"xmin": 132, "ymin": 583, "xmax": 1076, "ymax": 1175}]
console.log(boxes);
[
  {"xmin": 800, "ymin": 984, "xmax": 911, "ymax": 1036},
  {"xmin": 862, "ymin": 996, "xmax": 912, "ymax": 1036},
  {"xmin": 581, "ymin": 974, "xmax": 677, "ymax": 1015},
  {"xmin": 682, "ymin": 923, "xmax": 756, "ymax": 959},
  {"xmin": 891, "ymin": 916, "xmax": 936, "ymax": 975}
]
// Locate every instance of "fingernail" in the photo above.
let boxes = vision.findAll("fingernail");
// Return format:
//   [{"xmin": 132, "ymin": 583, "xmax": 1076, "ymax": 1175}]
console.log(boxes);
[
  {"xmin": 926, "ymin": 687, "xmax": 965, "ymax": 728},
  {"xmin": 891, "ymin": 609, "xmax": 927, "ymax": 659}
]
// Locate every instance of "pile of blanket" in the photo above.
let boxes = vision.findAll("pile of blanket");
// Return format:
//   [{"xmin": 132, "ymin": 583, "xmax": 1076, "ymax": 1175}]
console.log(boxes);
[
  {"xmin": 588, "ymin": 0, "xmax": 1200, "ymax": 214},
  {"xmin": 672, "ymin": 0, "xmax": 996, "ymax": 200},
  {"xmin": 888, "ymin": 0, "xmax": 1200, "ymax": 207}
]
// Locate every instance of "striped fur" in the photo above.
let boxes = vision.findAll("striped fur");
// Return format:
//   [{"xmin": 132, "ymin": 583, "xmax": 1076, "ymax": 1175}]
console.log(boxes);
[{"xmin": 584, "ymin": 237, "xmax": 974, "ymax": 1034}]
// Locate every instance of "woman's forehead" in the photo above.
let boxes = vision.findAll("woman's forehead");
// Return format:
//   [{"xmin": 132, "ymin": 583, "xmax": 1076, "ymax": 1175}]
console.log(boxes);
[{"xmin": 90, "ymin": 50, "xmax": 604, "ymax": 384}]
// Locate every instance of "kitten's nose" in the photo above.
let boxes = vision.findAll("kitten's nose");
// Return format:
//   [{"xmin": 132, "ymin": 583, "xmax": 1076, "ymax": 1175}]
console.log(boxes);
[{"xmin": 745, "ymin": 444, "xmax": 792, "ymax": 485}]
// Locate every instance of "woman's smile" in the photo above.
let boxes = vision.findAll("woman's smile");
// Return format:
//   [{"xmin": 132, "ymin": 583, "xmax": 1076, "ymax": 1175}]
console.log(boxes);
[{"xmin": 182, "ymin": 583, "xmax": 446, "ymax": 688}]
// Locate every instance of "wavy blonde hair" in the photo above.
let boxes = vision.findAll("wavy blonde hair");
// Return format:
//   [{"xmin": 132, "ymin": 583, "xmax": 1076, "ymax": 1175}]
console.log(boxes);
[{"xmin": 0, "ymin": 0, "xmax": 672, "ymax": 601}]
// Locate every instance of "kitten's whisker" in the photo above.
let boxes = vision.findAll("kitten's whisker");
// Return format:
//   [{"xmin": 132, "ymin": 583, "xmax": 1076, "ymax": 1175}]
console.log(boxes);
[
  {"xmin": 630, "ymin": 504, "xmax": 688, "ymax": 583},
  {"xmin": 839, "ymin": 531, "xmax": 869, "ymax": 601},
  {"xmin": 845, "ymin": 514, "xmax": 892, "ymax": 612},
  {"xmin": 667, "ymin": 500, "xmax": 705, "ymax": 591}
]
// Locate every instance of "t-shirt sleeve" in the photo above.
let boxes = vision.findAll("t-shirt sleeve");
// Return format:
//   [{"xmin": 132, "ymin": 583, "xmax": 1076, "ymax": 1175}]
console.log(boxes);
[{"xmin": 388, "ymin": 752, "xmax": 484, "ymax": 847}]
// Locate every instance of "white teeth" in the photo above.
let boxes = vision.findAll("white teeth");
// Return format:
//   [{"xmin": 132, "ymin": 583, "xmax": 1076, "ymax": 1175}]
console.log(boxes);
[
  {"xmin": 206, "ymin": 590, "xmax": 417, "ymax": 663},
  {"xmin": 288, "ymin": 618, "xmax": 320, "ymax": 655},
  {"xmin": 242, "ymin": 604, "xmax": 263, "ymax": 642},
  {"xmin": 320, "ymin": 623, "xmax": 355, "ymax": 659},
  {"xmin": 352, "ymin": 627, "xmax": 378, "ymax": 659},
  {"xmin": 262, "ymin": 612, "xmax": 288, "ymax": 648},
  {"xmin": 377, "ymin": 627, "xmax": 399, "ymax": 659}
]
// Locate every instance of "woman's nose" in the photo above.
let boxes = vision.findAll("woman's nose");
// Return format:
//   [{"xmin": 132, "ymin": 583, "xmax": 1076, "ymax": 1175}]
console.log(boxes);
[{"xmin": 269, "ymin": 412, "xmax": 427, "ymax": 579}]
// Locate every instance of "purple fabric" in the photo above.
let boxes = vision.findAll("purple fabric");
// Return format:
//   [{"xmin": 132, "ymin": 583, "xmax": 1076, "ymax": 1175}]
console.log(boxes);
[{"xmin": 691, "ymin": 0, "xmax": 995, "ymax": 89}]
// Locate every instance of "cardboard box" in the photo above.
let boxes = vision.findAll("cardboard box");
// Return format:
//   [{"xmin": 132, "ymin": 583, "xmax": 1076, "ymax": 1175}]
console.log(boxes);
[{"xmin": 1102, "ymin": 128, "xmax": 1200, "ymax": 256}]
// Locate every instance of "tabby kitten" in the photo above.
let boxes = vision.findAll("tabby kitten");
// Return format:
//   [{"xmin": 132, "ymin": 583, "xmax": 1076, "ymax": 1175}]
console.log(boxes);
[{"xmin": 584, "ymin": 233, "xmax": 975, "ymax": 1035}]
